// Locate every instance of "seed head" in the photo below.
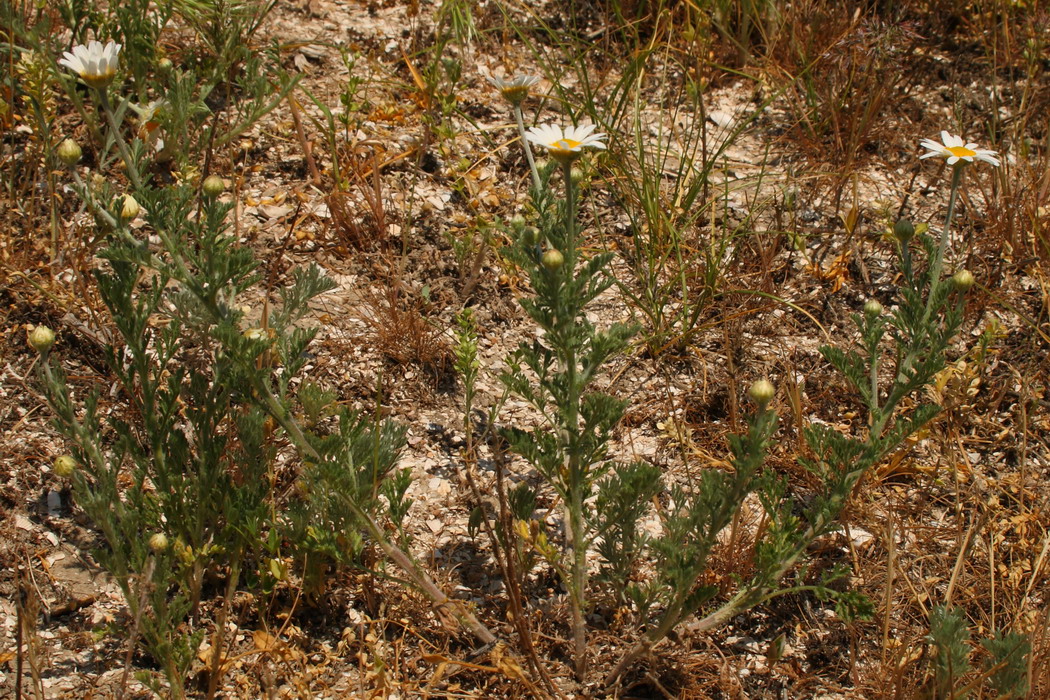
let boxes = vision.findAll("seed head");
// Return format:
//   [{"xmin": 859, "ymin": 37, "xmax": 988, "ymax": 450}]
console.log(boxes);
[
  {"xmin": 148, "ymin": 533, "xmax": 169, "ymax": 553},
  {"xmin": 54, "ymin": 455, "xmax": 77, "ymax": 478},
  {"xmin": 749, "ymin": 379, "xmax": 775, "ymax": 408},
  {"xmin": 542, "ymin": 248, "xmax": 565, "ymax": 270},
  {"xmin": 952, "ymin": 269, "xmax": 976, "ymax": 292},
  {"xmin": 119, "ymin": 194, "xmax": 141, "ymax": 222},
  {"xmin": 893, "ymin": 218, "xmax": 914, "ymax": 243},
  {"xmin": 202, "ymin": 175, "xmax": 225, "ymax": 198},
  {"xmin": 57, "ymin": 138, "xmax": 83, "ymax": 166},
  {"xmin": 29, "ymin": 325, "xmax": 56, "ymax": 353}
]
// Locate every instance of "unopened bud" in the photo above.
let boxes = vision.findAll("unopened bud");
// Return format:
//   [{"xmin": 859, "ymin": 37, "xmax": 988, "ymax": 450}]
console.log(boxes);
[
  {"xmin": 542, "ymin": 248, "xmax": 565, "ymax": 270},
  {"xmin": 952, "ymin": 269, "xmax": 975, "ymax": 292},
  {"xmin": 148, "ymin": 533, "xmax": 169, "ymax": 552},
  {"xmin": 510, "ymin": 213, "xmax": 526, "ymax": 233},
  {"xmin": 28, "ymin": 325, "xmax": 56, "ymax": 353},
  {"xmin": 202, "ymin": 175, "xmax": 225, "ymax": 198},
  {"xmin": 570, "ymin": 167, "xmax": 586, "ymax": 186},
  {"xmin": 54, "ymin": 455, "xmax": 76, "ymax": 478},
  {"xmin": 863, "ymin": 299, "xmax": 884, "ymax": 317},
  {"xmin": 57, "ymin": 138, "xmax": 82, "ymax": 166},
  {"xmin": 119, "ymin": 194, "xmax": 140, "ymax": 222},
  {"xmin": 893, "ymin": 218, "xmax": 914, "ymax": 243},
  {"xmin": 749, "ymin": 379, "xmax": 775, "ymax": 407},
  {"xmin": 521, "ymin": 226, "xmax": 539, "ymax": 247},
  {"xmin": 157, "ymin": 57, "xmax": 173, "ymax": 74}
]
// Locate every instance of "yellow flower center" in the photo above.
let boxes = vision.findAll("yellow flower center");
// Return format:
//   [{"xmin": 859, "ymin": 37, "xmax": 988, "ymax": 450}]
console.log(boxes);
[
  {"xmin": 553, "ymin": 139, "xmax": 582, "ymax": 151},
  {"xmin": 947, "ymin": 146, "xmax": 976, "ymax": 158},
  {"xmin": 500, "ymin": 85, "xmax": 529, "ymax": 104}
]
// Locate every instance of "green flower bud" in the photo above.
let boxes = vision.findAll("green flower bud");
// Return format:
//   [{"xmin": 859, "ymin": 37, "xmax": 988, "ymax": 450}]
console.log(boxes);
[
  {"xmin": 202, "ymin": 175, "xmax": 225, "ymax": 198},
  {"xmin": 157, "ymin": 57, "xmax": 173, "ymax": 74},
  {"xmin": 749, "ymin": 379, "xmax": 775, "ymax": 407},
  {"xmin": 510, "ymin": 213, "xmax": 526, "ymax": 233},
  {"xmin": 148, "ymin": 533, "xmax": 169, "ymax": 553},
  {"xmin": 119, "ymin": 194, "xmax": 140, "ymax": 222},
  {"xmin": 54, "ymin": 455, "xmax": 76, "ymax": 478},
  {"xmin": 542, "ymin": 248, "xmax": 565, "ymax": 270},
  {"xmin": 56, "ymin": 138, "xmax": 83, "ymax": 166},
  {"xmin": 570, "ymin": 167, "xmax": 586, "ymax": 186},
  {"xmin": 521, "ymin": 226, "xmax": 539, "ymax": 247},
  {"xmin": 952, "ymin": 269, "xmax": 975, "ymax": 292},
  {"xmin": 863, "ymin": 299, "xmax": 884, "ymax": 317},
  {"xmin": 28, "ymin": 325, "xmax": 56, "ymax": 353},
  {"xmin": 174, "ymin": 538, "xmax": 194, "ymax": 565},
  {"xmin": 893, "ymin": 218, "xmax": 914, "ymax": 243}
]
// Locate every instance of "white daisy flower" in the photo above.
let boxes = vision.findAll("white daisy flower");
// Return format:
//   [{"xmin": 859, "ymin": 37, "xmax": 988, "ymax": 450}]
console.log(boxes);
[
  {"xmin": 59, "ymin": 40, "xmax": 122, "ymax": 89},
  {"xmin": 487, "ymin": 74, "xmax": 540, "ymax": 105},
  {"xmin": 525, "ymin": 123, "xmax": 606, "ymax": 163},
  {"xmin": 919, "ymin": 131, "xmax": 1000, "ymax": 167}
]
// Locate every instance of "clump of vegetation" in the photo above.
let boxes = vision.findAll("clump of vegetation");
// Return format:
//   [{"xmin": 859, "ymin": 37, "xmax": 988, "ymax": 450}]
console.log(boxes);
[{"xmin": 3, "ymin": 0, "xmax": 1047, "ymax": 696}]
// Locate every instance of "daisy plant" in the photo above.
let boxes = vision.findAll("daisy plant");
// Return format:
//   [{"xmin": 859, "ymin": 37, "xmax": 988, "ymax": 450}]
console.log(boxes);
[
  {"xmin": 477, "ymin": 82, "xmax": 992, "ymax": 689},
  {"xmin": 59, "ymin": 40, "xmax": 122, "ymax": 89},
  {"xmin": 59, "ymin": 40, "xmax": 145, "ymax": 191},
  {"xmin": 489, "ymin": 73, "xmax": 543, "ymax": 191},
  {"xmin": 918, "ymin": 131, "xmax": 1000, "ymax": 323},
  {"xmin": 602, "ymin": 137, "xmax": 993, "ymax": 689},
  {"xmin": 496, "ymin": 108, "xmax": 632, "ymax": 679}
]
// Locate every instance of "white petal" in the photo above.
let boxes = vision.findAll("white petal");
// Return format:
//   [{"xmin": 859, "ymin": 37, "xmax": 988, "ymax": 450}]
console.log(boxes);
[
  {"xmin": 947, "ymin": 156, "xmax": 960, "ymax": 165},
  {"xmin": 569, "ymin": 123, "xmax": 596, "ymax": 140}
]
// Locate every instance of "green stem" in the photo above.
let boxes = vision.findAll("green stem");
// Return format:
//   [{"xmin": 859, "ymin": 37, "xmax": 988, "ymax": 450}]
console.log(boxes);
[
  {"xmin": 97, "ymin": 89, "xmax": 144, "ymax": 192},
  {"xmin": 923, "ymin": 164, "xmax": 964, "ymax": 325},
  {"xmin": 513, "ymin": 105, "xmax": 541, "ymax": 193},
  {"xmin": 870, "ymin": 351, "xmax": 879, "ymax": 421},
  {"xmin": 560, "ymin": 156, "xmax": 589, "ymax": 680}
]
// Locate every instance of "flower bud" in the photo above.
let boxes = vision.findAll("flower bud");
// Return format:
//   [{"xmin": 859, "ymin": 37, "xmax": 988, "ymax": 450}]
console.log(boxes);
[
  {"xmin": 148, "ymin": 533, "xmax": 169, "ymax": 553},
  {"xmin": 521, "ymin": 226, "xmax": 539, "ymax": 247},
  {"xmin": 157, "ymin": 57, "xmax": 173, "ymax": 74},
  {"xmin": 893, "ymin": 218, "xmax": 914, "ymax": 243},
  {"xmin": 863, "ymin": 299, "xmax": 883, "ymax": 317},
  {"xmin": 510, "ymin": 213, "xmax": 526, "ymax": 233},
  {"xmin": 243, "ymin": 327, "xmax": 267, "ymax": 341},
  {"xmin": 749, "ymin": 379, "xmax": 775, "ymax": 408},
  {"xmin": 57, "ymin": 138, "xmax": 82, "ymax": 166},
  {"xmin": 28, "ymin": 325, "xmax": 56, "ymax": 353},
  {"xmin": 542, "ymin": 248, "xmax": 565, "ymax": 270},
  {"xmin": 570, "ymin": 167, "xmax": 586, "ymax": 187},
  {"xmin": 119, "ymin": 194, "xmax": 140, "ymax": 222},
  {"xmin": 174, "ymin": 539, "xmax": 194, "ymax": 565},
  {"xmin": 952, "ymin": 269, "xmax": 975, "ymax": 292},
  {"xmin": 54, "ymin": 455, "xmax": 77, "ymax": 478},
  {"xmin": 202, "ymin": 175, "xmax": 225, "ymax": 198}
]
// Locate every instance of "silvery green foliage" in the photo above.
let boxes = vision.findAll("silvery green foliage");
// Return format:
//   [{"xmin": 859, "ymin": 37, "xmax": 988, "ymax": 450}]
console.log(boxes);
[
  {"xmin": 38, "ymin": 184, "xmax": 408, "ymax": 695},
  {"xmin": 925, "ymin": 605, "xmax": 1030, "ymax": 700}
]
